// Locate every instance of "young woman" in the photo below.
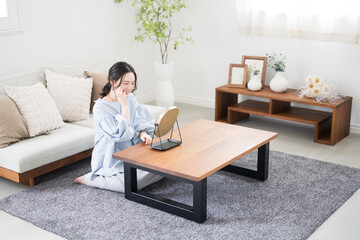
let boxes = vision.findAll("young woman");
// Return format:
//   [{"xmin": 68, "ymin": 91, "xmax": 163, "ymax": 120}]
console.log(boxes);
[{"xmin": 74, "ymin": 62, "xmax": 162, "ymax": 192}]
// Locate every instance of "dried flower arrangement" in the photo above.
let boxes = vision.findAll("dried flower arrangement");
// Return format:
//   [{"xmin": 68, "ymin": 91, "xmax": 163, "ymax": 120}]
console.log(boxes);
[{"xmin": 297, "ymin": 76, "xmax": 342, "ymax": 103}]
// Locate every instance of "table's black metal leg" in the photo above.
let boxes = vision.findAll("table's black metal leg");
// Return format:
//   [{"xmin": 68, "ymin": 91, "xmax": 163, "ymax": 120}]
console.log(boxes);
[
  {"xmin": 193, "ymin": 179, "xmax": 207, "ymax": 223},
  {"xmin": 124, "ymin": 163, "xmax": 137, "ymax": 199},
  {"xmin": 123, "ymin": 162, "xmax": 207, "ymax": 223},
  {"xmin": 257, "ymin": 142, "xmax": 269, "ymax": 181},
  {"xmin": 222, "ymin": 142, "xmax": 269, "ymax": 181}
]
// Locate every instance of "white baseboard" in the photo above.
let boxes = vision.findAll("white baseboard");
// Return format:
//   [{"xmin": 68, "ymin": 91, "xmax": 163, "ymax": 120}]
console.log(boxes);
[
  {"xmin": 350, "ymin": 123, "xmax": 360, "ymax": 135},
  {"xmin": 175, "ymin": 93, "xmax": 215, "ymax": 109},
  {"xmin": 136, "ymin": 92, "xmax": 155, "ymax": 104},
  {"xmin": 137, "ymin": 92, "xmax": 215, "ymax": 108}
]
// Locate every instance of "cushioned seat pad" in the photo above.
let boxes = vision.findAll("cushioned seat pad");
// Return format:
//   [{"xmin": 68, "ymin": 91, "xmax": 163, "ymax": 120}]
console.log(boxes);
[{"xmin": 0, "ymin": 123, "xmax": 94, "ymax": 173}]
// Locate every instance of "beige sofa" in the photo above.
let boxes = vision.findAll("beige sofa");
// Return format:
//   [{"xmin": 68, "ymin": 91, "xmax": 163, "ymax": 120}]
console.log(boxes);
[{"xmin": 0, "ymin": 62, "xmax": 164, "ymax": 186}]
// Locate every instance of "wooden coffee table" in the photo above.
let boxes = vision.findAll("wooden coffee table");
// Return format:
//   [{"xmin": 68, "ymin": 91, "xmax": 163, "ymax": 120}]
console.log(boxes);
[{"xmin": 112, "ymin": 119, "xmax": 278, "ymax": 223}]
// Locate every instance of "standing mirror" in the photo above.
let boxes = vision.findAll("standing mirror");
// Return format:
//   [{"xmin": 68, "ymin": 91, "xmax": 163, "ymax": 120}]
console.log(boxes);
[{"xmin": 151, "ymin": 106, "xmax": 182, "ymax": 151}]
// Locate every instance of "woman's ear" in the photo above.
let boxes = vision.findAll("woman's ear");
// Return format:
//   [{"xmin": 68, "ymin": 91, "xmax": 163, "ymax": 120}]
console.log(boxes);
[{"xmin": 110, "ymin": 80, "xmax": 115, "ymax": 86}]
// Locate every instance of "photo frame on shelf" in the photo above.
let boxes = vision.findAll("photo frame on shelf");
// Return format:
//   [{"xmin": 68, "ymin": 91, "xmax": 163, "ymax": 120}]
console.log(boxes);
[
  {"xmin": 228, "ymin": 64, "xmax": 248, "ymax": 88},
  {"xmin": 242, "ymin": 56, "xmax": 267, "ymax": 88}
]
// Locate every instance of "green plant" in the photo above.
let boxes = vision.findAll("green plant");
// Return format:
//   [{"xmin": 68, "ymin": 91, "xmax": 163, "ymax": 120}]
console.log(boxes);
[
  {"xmin": 266, "ymin": 53, "xmax": 286, "ymax": 72},
  {"xmin": 248, "ymin": 65, "xmax": 260, "ymax": 76},
  {"xmin": 115, "ymin": 0, "xmax": 193, "ymax": 64}
]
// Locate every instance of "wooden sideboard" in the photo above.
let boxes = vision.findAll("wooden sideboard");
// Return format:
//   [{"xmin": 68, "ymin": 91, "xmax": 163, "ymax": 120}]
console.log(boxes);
[{"xmin": 215, "ymin": 85, "xmax": 352, "ymax": 145}]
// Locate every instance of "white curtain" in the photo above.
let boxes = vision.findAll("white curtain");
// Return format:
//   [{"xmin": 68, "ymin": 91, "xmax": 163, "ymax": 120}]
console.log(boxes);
[{"xmin": 236, "ymin": 0, "xmax": 360, "ymax": 44}]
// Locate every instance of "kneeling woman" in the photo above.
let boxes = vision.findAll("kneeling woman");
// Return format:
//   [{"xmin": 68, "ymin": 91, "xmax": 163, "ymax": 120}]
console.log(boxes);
[{"xmin": 74, "ymin": 62, "xmax": 162, "ymax": 192}]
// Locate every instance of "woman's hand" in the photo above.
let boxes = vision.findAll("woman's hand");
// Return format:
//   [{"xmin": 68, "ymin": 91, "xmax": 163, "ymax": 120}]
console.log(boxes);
[
  {"xmin": 115, "ymin": 87, "xmax": 128, "ymax": 107},
  {"xmin": 140, "ymin": 131, "xmax": 152, "ymax": 145},
  {"xmin": 115, "ymin": 87, "xmax": 130, "ymax": 121}
]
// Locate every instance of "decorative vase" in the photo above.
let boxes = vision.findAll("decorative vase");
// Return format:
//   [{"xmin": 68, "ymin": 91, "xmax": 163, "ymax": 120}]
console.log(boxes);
[
  {"xmin": 269, "ymin": 71, "xmax": 288, "ymax": 93},
  {"xmin": 247, "ymin": 75, "xmax": 262, "ymax": 91},
  {"xmin": 154, "ymin": 61, "xmax": 175, "ymax": 107}
]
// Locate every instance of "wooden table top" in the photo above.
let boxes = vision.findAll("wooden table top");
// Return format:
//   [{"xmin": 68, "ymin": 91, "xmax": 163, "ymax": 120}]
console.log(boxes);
[{"xmin": 112, "ymin": 119, "xmax": 278, "ymax": 181}]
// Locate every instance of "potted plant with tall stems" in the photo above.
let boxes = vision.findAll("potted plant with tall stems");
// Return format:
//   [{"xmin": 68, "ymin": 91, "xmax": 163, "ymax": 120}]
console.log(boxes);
[{"xmin": 115, "ymin": 0, "xmax": 193, "ymax": 107}]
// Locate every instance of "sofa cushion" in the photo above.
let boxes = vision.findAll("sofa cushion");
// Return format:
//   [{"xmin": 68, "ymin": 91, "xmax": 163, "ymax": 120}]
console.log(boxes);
[
  {"xmin": 0, "ymin": 94, "xmax": 30, "ymax": 148},
  {"xmin": 83, "ymin": 71, "xmax": 108, "ymax": 113},
  {"xmin": 0, "ymin": 123, "xmax": 94, "ymax": 173},
  {"xmin": 4, "ymin": 82, "xmax": 64, "ymax": 137},
  {"xmin": 0, "ymin": 71, "xmax": 45, "ymax": 94},
  {"xmin": 45, "ymin": 70, "xmax": 93, "ymax": 122}
]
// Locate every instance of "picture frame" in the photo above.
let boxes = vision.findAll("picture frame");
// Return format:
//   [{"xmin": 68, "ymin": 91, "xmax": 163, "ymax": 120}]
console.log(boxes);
[
  {"xmin": 242, "ymin": 56, "xmax": 267, "ymax": 88},
  {"xmin": 227, "ymin": 64, "xmax": 248, "ymax": 88}
]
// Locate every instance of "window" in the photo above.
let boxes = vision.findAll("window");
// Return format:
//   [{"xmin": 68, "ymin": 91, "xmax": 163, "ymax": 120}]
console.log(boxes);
[
  {"xmin": 236, "ymin": 0, "xmax": 360, "ymax": 44},
  {"xmin": 0, "ymin": 0, "xmax": 21, "ymax": 35},
  {"xmin": 0, "ymin": 0, "xmax": 8, "ymax": 18}
]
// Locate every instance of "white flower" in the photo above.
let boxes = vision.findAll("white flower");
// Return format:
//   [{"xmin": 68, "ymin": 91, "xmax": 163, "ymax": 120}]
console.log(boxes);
[
  {"xmin": 312, "ymin": 86, "xmax": 321, "ymax": 97},
  {"xmin": 306, "ymin": 76, "xmax": 313, "ymax": 84},
  {"xmin": 314, "ymin": 77, "xmax": 321, "ymax": 85}
]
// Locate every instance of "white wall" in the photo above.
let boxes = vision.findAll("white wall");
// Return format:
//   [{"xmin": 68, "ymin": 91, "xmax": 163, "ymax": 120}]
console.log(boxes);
[
  {"xmin": 169, "ymin": 0, "xmax": 360, "ymax": 133},
  {"xmin": 1, "ymin": 0, "xmax": 359, "ymax": 132},
  {"xmin": 0, "ymin": 0, "xmax": 157, "ymax": 97}
]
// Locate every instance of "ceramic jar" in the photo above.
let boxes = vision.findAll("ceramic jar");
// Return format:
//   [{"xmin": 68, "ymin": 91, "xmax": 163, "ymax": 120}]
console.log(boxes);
[
  {"xmin": 269, "ymin": 71, "xmax": 288, "ymax": 93},
  {"xmin": 247, "ymin": 75, "xmax": 262, "ymax": 91}
]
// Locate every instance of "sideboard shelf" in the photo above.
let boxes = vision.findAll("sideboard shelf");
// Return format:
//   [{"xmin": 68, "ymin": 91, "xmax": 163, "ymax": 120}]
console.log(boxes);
[{"xmin": 215, "ymin": 85, "xmax": 352, "ymax": 145}]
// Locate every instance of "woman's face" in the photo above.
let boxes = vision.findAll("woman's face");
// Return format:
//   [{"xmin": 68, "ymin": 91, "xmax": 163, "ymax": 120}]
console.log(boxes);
[{"xmin": 113, "ymin": 72, "xmax": 136, "ymax": 95}]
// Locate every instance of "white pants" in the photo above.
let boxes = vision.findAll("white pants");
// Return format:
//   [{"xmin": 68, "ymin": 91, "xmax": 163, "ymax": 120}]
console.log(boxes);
[{"xmin": 85, "ymin": 170, "xmax": 163, "ymax": 193}]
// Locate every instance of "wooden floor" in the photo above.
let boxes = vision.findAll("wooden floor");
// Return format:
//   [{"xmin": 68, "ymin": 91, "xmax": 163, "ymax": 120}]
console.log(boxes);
[{"xmin": 1, "ymin": 102, "xmax": 360, "ymax": 240}]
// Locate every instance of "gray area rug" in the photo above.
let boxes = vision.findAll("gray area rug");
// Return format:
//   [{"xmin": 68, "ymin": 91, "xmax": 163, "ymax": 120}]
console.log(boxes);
[{"xmin": 1, "ymin": 151, "xmax": 360, "ymax": 240}]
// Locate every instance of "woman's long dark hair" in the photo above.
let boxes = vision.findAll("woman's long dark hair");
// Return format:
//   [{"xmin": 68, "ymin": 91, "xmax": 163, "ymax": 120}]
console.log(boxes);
[{"xmin": 100, "ymin": 61, "xmax": 137, "ymax": 98}]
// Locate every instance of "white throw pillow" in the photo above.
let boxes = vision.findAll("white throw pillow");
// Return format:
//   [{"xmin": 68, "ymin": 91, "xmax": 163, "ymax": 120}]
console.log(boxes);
[
  {"xmin": 45, "ymin": 70, "xmax": 93, "ymax": 122},
  {"xmin": 4, "ymin": 82, "xmax": 64, "ymax": 137}
]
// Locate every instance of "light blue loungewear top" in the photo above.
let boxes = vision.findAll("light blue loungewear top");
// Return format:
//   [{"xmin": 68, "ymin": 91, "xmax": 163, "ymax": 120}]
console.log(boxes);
[{"xmin": 84, "ymin": 93, "xmax": 155, "ymax": 182}]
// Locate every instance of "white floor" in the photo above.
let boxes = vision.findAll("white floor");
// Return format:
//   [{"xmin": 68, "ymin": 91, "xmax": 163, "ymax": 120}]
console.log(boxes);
[{"xmin": 0, "ymin": 102, "xmax": 359, "ymax": 240}]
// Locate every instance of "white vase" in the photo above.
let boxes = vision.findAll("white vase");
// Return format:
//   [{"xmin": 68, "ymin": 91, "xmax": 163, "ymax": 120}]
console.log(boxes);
[
  {"xmin": 247, "ymin": 75, "xmax": 262, "ymax": 91},
  {"xmin": 154, "ymin": 61, "xmax": 175, "ymax": 107},
  {"xmin": 269, "ymin": 71, "xmax": 288, "ymax": 93}
]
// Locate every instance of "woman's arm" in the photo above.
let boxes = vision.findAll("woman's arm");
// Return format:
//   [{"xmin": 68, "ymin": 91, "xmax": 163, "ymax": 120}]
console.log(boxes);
[
  {"xmin": 93, "ymin": 101, "xmax": 135, "ymax": 142},
  {"xmin": 98, "ymin": 115, "xmax": 135, "ymax": 142},
  {"xmin": 132, "ymin": 104, "xmax": 155, "ymax": 134}
]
